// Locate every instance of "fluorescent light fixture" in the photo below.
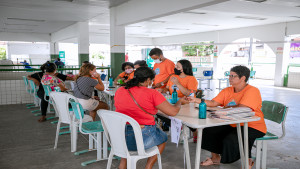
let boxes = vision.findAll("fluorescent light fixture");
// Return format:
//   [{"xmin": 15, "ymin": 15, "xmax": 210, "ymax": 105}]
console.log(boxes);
[
  {"xmin": 7, "ymin": 18, "xmax": 45, "ymax": 22},
  {"xmin": 127, "ymin": 25, "xmax": 143, "ymax": 28},
  {"xmin": 235, "ymin": 16, "xmax": 266, "ymax": 20},
  {"xmin": 290, "ymin": 16, "xmax": 300, "ymax": 18},
  {"xmin": 166, "ymin": 28, "xmax": 190, "ymax": 30},
  {"xmin": 4, "ymin": 23, "xmax": 38, "ymax": 26},
  {"xmin": 183, "ymin": 11, "xmax": 206, "ymax": 15},
  {"xmin": 147, "ymin": 20, "xmax": 166, "ymax": 23},
  {"xmin": 128, "ymin": 34, "xmax": 149, "ymax": 36},
  {"xmin": 245, "ymin": 0, "xmax": 267, "ymax": 3},
  {"xmin": 192, "ymin": 23, "xmax": 219, "ymax": 26}
]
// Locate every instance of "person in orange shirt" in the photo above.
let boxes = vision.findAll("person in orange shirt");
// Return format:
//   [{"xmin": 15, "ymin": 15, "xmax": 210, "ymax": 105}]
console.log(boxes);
[
  {"xmin": 187, "ymin": 65, "xmax": 266, "ymax": 169},
  {"xmin": 149, "ymin": 48, "xmax": 175, "ymax": 88},
  {"xmin": 114, "ymin": 62, "xmax": 134, "ymax": 84},
  {"xmin": 157, "ymin": 59, "xmax": 198, "ymax": 98}
]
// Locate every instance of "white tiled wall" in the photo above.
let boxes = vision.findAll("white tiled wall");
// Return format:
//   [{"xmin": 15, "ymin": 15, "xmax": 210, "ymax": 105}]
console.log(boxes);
[
  {"xmin": 287, "ymin": 72, "xmax": 300, "ymax": 89},
  {"xmin": 0, "ymin": 80, "xmax": 34, "ymax": 105}
]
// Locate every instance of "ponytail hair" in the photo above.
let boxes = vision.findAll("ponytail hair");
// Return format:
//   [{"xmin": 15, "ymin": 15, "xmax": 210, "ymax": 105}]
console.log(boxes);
[
  {"xmin": 75, "ymin": 63, "xmax": 96, "ymax": 81},
  {"xmin": 125, "ymin": 67, "xmax": 155, "ymax": 89}
]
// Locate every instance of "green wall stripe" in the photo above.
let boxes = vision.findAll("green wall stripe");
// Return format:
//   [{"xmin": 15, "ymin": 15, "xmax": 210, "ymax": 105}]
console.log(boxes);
[{"xmin": 111, "ymin": 52, "xmax": 125, "ymax": 79}]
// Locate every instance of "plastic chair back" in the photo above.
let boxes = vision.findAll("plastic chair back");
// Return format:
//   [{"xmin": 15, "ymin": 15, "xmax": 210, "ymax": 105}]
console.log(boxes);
[
  {"xmin": 42, "ymin": 84, "xmax": 52, "ymax": 97},
  {"xmin": 203, "ymin": 70, "xmax": 213, "ymax": 77},
  {"xmin": 70, "ymin": 102, "xmax": 85, "ymax": 120},
  {"xmin": 262, "ymin": 101, "xmax": 287, "ymax": 124},
  {"xmin": 101, "ymin": 74, "xmax": 107, "ymax": 81},
  {"xmin": 98, "ymin": 110, "xmax": 146, "ymax": 158},
  {"xmin": 250, "ymin": 71, "xmax": 256, "ymax": 78},
  {"xmin": 50, "ymin": 92, "xmax": 78, "ymax": 124},
  {"xmin": 28, "ymin": 80, "xmax": 38, "ymax": 98},
  {"xmin": 54, "ymin": 87, "xmax": 61, "ymax": 92},
  {"xmin": 224, "ymin": 71, "xmax": 230, "ymax": 77}
]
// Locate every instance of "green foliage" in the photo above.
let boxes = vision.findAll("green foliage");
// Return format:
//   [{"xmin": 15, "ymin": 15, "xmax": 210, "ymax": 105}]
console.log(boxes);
[
  {"xmin": 92, "ymin": 53, "xmax": 105, "ymax": 60},
  {"xmin": 182, "ymin": 41, "xmax": 214, "ymax": 56},
  {"xmin": 0, "ymin": 47, "xmax": 6, "ymax": 60}
]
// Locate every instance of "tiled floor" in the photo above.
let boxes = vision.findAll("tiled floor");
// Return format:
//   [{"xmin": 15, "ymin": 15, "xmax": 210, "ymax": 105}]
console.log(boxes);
[{"xmin": 0, "ymin": 79, "xmax": 299, "ymax": 169}]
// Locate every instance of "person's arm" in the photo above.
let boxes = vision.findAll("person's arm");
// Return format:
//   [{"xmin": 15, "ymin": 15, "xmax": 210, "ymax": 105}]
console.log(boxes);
[
  {"xmin": 155, "ymin": 87, "xmax": 169, "ymax": 93},
  {"xmin": 156, "ymin": 98, "xmax": 182, "ymax": 116},
  {"xmin": 94, "ymin": 76, "xmax": 105, "ymax": 91},
  {"xmin": 170, "ymin": 76, "xmax": 191, "ymax": 96},
  {"xmin": 58, "ymin": 83, "xmax": 68, "ymax": 91},
  {"xmin": 27, "ymin": 75, "xmax": 40, "ymax": 86},
  {"xmin": 187, "ymin": 97, "xmax": 221, "ymax": 107},
  {"xmin": 66, "ymin": 76, "xmax": 74, "ymax": 81}
]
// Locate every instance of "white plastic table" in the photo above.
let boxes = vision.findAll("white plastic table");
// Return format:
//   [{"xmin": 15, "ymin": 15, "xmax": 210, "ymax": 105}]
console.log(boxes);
[
  {"xmin": 97, "ymin": 82, "xmax": 119, "ymax": 110},
  {"xmin": 160, "ymin": 103, "xmax": 260, "ymax": 169}
]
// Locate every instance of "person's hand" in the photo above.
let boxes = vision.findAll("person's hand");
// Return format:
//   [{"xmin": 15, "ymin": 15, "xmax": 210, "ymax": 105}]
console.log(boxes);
[
  {"xmin": 155, "ymin": 88, "xmax": 163, "ymax": 93},
  {"xmin": 92, "ymin": 72, "xmax": 100, "ymax": 78},
  {"xmin": 185, "ymin": 96, "xmax": 201, "ymax": 104},
  {"xmin": 58, "ymin": 82, "xmax": 65, "ymax": 88},
  {"xmin": 93, "ymin": 96, "xmax": 100, "ymax": 100},
  {"xmin": 154, "ymin": 82, "xmax": 162, "ymax": 88},
  {"xmin": 170, "ymin": 77, "xmax": 180, "ymax": 85}
]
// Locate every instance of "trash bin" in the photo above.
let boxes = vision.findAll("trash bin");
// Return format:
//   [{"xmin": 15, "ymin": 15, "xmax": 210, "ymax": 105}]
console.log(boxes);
[{"xmin": 283, "ymin": 74, "xmax": 288, "ymax": 87}]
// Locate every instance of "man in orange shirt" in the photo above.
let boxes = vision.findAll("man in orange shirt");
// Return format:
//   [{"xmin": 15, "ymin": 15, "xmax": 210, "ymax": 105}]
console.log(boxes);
[
  {"xmin": 188, "ymin": 65, "xmax": 266, "ymax": 169},
  {"xmin": 149, "ymin": 48, "xmax": 175, "ymax": 88}
]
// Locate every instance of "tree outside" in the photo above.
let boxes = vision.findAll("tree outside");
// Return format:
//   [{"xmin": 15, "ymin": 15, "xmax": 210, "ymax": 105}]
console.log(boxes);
[{"xmin": 0, "ymin": 47, "xmax": 6, "ymax": 60}]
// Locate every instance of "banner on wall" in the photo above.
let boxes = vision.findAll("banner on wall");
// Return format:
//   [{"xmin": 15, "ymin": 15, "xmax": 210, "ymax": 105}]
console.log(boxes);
[
  {"xmin": 59, "ymin": 51, "xmax": 65, "ymax": 63},
  {"xmin": 290, "ymin": 43, "xmax": 300, "ymax": 58}
]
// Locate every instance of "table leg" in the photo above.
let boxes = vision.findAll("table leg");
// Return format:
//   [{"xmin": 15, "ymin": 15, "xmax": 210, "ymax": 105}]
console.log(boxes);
[
  {"xmin": 195, "ymin": 128, "xmax": 203, "ymax": 169},
  {"xmin": 237, "ymin": 124, "xmax": 245, "ymax": 169},
  {"xmin": 244, "ymin": 122, "xmax": 249, "ymax": 169},
  {"xmin": 183, "ymin": 125, "xmax": 191, "ymax": 169}
]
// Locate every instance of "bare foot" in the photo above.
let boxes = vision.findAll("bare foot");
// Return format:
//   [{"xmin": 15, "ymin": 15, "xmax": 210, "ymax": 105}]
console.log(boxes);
[{"xmin": 38, "ymin": 116, "xmax": 46, "ymax": 122}]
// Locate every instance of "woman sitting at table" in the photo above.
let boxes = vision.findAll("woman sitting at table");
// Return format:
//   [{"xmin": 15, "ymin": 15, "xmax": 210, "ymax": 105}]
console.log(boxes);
[
  {"xmin": 27, "ymin": 61, "xmax": 73, "ymax": 122},
  {"xmin": 73, "ymin": 63, "xmax": 109, "ymax": 121},
  {"xmin": 41, "ymin": 62, "xmax": 69, "ymax": 92},
  {"xmin": 114, "ymin": 62, "xmax": 134, "ymax": 84},
  {"xmin": 187, "ymin": 65, "xmax": 266, "ymax": 169},
  {"xmin": 156, "ymin": 59, "xmax": 198, "ymax": 98},
  {"xmin": 114, "ymin": 67, "xmax": 183, "ymax": 169}
]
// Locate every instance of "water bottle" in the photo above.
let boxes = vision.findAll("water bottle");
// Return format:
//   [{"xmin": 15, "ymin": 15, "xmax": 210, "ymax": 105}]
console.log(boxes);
[
  {"xmin": 199, "ymin": 99, "xmax": 207, "ymax": 119},
  {"xmin": 171, "ymin": 88, "xmax": 178, "ymax": 104},
  {"xmin": 109, "ymin": 77, "xmax": 113, "ymax": 87}
]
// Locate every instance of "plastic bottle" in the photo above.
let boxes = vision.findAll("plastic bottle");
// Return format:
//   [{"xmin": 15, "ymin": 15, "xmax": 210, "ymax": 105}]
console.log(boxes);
[
  {"xmin": 199, "ymin": 99, "xmax": 207, "ymax": 119},
  {"xmin": 171, "ymin": 88, "xmax": 178, "ymax": 104},
  {"xmin": 109, "ymin": 77, "xmax": 113, "ymax": 87}
]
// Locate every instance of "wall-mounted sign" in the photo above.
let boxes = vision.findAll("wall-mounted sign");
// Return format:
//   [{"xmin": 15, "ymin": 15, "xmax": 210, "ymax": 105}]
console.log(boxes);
[
  {"xmin": 59, "ymin": 51, "xmax": 65, "ymax": 63},
  {"xmin": 290, "ymin": 43, "xmax": 300, "ymax": 58}
]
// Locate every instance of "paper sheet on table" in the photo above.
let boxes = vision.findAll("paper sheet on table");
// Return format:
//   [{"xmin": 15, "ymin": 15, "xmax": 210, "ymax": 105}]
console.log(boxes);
[{"xmin": 170, "ymin": 117, "xmax": 182, "ymax": 146}]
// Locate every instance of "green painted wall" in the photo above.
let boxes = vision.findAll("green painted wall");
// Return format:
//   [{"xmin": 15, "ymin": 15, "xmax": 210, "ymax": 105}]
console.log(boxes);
[
  {"xmin": 79, "ymin": 53, "xmax": 89, "ymax": 66},
  {"xmin": 50, "ymin": 54, "xmax": 59, "ymax": 62},
  {"xmin": 111, "ymin": 52, "xmax": 125, "ymax": 79}
]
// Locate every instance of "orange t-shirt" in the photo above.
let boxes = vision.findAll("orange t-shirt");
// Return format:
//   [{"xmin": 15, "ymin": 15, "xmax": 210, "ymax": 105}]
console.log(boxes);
[
  {"xmin": 212, "ymin": 85, "xmax": 267, "ymax": 133},
  {"xmin": 118, "ymin": 71, "xmax": 135, "ymax": 81},
  {"xmin": 153, "ymin": 59, "xmax": 175, "ymax": 87},
  {"xmin": 167, "ymin": 75, "xmax": 198, "ymax": 98}
]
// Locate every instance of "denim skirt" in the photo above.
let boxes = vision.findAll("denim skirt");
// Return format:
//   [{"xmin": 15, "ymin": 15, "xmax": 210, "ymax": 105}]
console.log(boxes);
[{"xmin": 125, "ymin": 125, "xmax": 168, "ymax": 151}]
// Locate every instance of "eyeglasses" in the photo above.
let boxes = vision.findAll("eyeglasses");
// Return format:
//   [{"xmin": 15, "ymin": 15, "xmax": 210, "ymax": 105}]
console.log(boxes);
[{"xmin": 228, "ymin": 75, "xmax": 239, "ymax": 78}]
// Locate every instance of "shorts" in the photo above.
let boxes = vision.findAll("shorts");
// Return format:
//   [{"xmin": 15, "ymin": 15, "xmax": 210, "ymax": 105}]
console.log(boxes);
[
  {"xmin": 125, "ymin": 125, "xmax": 168, "ymax": 151},
  {"xmin": 77, "ymin": 98, "xmax": 99, "ymax": 111}
]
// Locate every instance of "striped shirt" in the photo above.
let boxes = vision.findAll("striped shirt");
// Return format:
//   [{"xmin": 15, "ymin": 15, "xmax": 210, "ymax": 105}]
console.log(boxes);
[{"xmin": 74, "ymin": 76, "xmax": 98, "ymax": 100}]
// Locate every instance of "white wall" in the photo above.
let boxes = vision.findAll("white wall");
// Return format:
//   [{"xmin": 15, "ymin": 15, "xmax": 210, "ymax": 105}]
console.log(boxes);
[
  {"xmin": 7, "ymin": 42, "xmax": 50, "ymax": 64},
  {"xmin": 0, "ymin": 32, "xmax": 50, "ymax": 42}
]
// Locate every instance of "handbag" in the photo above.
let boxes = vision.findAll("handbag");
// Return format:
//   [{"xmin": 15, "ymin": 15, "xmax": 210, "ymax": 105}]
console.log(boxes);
[{"xmin": 127, "ymin": 89, "xmax": 154, "ymax": 117}]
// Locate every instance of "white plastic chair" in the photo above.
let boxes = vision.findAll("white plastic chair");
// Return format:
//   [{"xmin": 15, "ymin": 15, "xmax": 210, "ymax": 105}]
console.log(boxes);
[
  {"xmin": 22, "ymin": 76, "xmax": 35, "ymax": 108},
  {"xmin": 70, "ymin": 102, "xmax": 108, "ymax": 166},
  {"xmin": 98, "ymin": 110, "xmax": 162, "ymax": 169},
  {"xmin": 49, "ymin": 92, "xmax": 93, "ymax": 152},
  {"xmin": 28, "ymin": 80, "xmax": 41, "ymax": 114}
]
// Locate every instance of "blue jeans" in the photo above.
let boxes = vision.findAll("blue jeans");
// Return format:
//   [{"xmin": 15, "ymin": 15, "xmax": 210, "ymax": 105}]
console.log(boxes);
[{"xmin": 125, "ymin": 125, "xmax": 168, "ymax": 151}]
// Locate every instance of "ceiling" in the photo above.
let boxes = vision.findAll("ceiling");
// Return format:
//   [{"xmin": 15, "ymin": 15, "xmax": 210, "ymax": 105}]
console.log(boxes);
[{"xmin": 0, "ymin": 0, "xmax": 300, "ymax": 39}]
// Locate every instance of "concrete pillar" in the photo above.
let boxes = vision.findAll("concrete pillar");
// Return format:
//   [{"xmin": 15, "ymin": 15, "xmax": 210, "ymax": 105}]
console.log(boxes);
[
  {"xmin": 50, "ymin": 42, "xmax": 59, "ymax": 62},
  {"xmin": 110, "ymin": 8, "xmax": 125, "ymax": 78},
  {"xmin": 274, "ymin": 38, "xmax": 289, "ymax": 87},
  {"xmin": 77, "ymin": 22, "xmax": 89, "ymax": 65}
]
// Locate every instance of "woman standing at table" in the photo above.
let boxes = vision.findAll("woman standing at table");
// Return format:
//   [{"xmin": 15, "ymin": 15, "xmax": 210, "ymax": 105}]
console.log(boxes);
[
  {"xmin": 114, "ymin": 67, "xmax": 183, "ymax": 169},
  {"xmin": 73, "ymin": 63, "xmax": 109, "ymax": 121},
  {"xmin": 187, "ymin": 65, "xmax": 266, "ymax": 169}
]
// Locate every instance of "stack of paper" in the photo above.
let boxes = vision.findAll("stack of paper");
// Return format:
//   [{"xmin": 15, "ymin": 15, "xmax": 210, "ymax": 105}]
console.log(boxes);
[{"xmin": 210, "ymin": 107, "xmax": 254, "ymax": 120}]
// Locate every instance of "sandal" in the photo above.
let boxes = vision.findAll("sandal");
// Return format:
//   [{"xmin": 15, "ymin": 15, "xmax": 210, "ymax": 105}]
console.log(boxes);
[
  {"xmin": 38, "ymin": 116, "xmax": 47, "ymax": 122},
  {"xmin": 200, "ymin": 157, "xmax": 220, "ymax": 166}
]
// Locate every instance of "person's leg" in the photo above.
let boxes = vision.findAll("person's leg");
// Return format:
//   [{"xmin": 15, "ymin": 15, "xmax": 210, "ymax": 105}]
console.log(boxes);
[
  {"xmin": 37, "ymin": 91, "xmax": 48, "ymax": 122},
  {"xmin": 91, "ymin": 101, "xmax": 109, "ymax": 121},
  {"xmin": 145, "ymin": 142, "xmax": 166, "ymax": 169},
  {"xmin": 118, "ymin": 158, "xmax": 127, "ymax": 169}
]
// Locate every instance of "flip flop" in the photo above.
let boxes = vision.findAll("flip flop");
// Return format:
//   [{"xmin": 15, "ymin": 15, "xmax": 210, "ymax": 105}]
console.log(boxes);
[{"xmin": 200, "ymin": 157, "xmax": 220, "ymax": 166}]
